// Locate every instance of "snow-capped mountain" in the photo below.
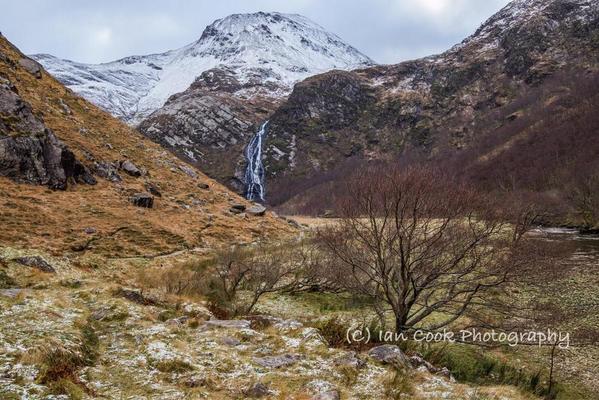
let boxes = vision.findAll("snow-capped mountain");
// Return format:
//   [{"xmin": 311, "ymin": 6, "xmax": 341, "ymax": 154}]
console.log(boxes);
[{"xmin": 32, "ymin": 12, "xmax": 374, "ymax": 124}]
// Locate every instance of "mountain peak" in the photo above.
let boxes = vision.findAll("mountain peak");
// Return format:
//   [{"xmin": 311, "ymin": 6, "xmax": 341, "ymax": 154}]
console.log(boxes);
[{"xmin": 32, "ymin": 12, "xmax": 373, "ymax": 124}]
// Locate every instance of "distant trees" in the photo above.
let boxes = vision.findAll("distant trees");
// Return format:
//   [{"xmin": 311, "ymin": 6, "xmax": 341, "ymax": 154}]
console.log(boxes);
[
  {"xmin": 568, "ymin": 171, "xmax": 599, "ymax": 230},
  {"xmin": 317, "ymin": 164, "xmax": 537, "ymax": 333}
]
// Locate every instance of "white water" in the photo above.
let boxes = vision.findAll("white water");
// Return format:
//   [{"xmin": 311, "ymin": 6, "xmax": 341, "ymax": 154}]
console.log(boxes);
[{"xmin": 245, "ymin": 121, "xmax": 269, "ymax": 202}]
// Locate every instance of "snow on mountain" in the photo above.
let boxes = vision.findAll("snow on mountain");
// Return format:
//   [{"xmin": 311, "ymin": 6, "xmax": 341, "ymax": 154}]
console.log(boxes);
[{"xmin": 32, "ymin": 12, "xmax": 374, "ymax": 124}]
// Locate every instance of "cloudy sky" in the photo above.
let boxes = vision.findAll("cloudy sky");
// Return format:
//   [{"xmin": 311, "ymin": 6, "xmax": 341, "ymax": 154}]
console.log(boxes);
[{"xmin": 1, "ymin": 0, "xmax": 510, "ymax": 64}]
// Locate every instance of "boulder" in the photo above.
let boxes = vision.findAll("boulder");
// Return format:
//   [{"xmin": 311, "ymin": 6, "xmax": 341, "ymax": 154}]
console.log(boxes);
[
  {"xmin": 130, "ymin": 193, "xmax": 154, "ymax": 208},
  {"xmin": 14, "ymin": 256, "xmax": 56, "ymax": 273},
  {"xmin": 120, "ymin": 160, "xmax": 142, "ymax": 177},
  {"xmin": 18, "ymin": 57, "xmax": 42, "ymax": 79},
  {"xmin": 253, "ymin": 354, "xmax": 301, "ymax": 369},
  {"xmin": 244, "ymin": 382, "xmax": 271, "ymax": 398},
  {"xmin": 334, "ymin": 352, "xmax": 366, "ymax": 369},
  {"xmin": 247, "ymin": 204, "xmax": 267, "ymax": 216},
  {"xmin": 93, "ymin": 161, "xmax": 122, "ymax": 182},
  {"xmin": 367, "ymin": 345, "xmax": 411, "ymax": 369}
]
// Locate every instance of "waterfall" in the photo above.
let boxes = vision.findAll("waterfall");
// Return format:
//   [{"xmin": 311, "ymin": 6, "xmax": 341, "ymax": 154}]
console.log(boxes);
[{"xmin": 244, "ymin": 121, "xmax": 269, "ymax": 202}]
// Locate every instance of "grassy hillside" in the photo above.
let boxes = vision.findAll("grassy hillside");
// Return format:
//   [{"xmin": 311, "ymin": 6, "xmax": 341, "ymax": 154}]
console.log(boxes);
[{"xmin": 0, "ymin": 34, "xmax": 294, "ymax": 256}]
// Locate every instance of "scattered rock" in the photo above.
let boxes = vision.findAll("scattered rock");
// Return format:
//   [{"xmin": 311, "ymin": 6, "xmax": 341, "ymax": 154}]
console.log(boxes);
[
  {"xmin": 334, "ymin": 352, "xmax": 366, "ymax": 369},
  {"xmin": 221, "ymin": 336, "xmax": 241, "ymax": 347},
  {"xmin": 19, "ymin": 57, "xmax": 42, "ymax": 79},
  {"xmin": 93, "ymin": 161, "xmax": 122, "ymax": 182},
  {"xmin": 200, "ymin": 319, "xmax": 251, "ymax": 331},
  {"xmin": 368, "ymin": 345, "xmax": 411, "ymax": 369},
  {"xmin": 244, "ymin": 382, "xmax": 271, "ymax": 398},
  {"xmin": 120, "ymin": 160, "xmax": 142, "ymax": 177},
  {"xmin": 0, "ymin": 288, "xmax": 23, "ymax": 299},
  {"xmin": 179, "ymin": 164, "xmax": 198, "ymax": 178},
  {"xmin": 13, "ymin": 256, "xmax": 56, "ymax": 273},
  {"xmin": 410, "ymin": 354, "xmax": 438, "ymax": 373},
  {"xmin": 247, "ymin": 204, "xmax": 267, "ymax": 216},
  {"xmin": 115, "ymin": 288, "xmax": 162, "ymax": 306},
  {"xmin": 312, "ymin": 391, "xmax": 340, "ymax": 400},
  {"xmin": 253, "ymin": 354, "xmax": 301, "ymax": 369},
  {"xmin": 130, "ymin": 193, "xmax": 154, "ymax": 208}
]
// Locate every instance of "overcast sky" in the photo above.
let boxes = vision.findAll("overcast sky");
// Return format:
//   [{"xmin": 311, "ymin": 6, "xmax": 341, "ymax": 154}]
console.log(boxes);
[{"xmin": 1, "ymin": 0, "xmax": 510, "ymax": 65}]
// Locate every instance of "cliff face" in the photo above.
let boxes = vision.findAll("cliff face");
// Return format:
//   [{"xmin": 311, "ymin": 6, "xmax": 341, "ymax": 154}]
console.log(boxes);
[{"xmin": 263, "ymin": 0, "xmax": 599, "ymax": 204}]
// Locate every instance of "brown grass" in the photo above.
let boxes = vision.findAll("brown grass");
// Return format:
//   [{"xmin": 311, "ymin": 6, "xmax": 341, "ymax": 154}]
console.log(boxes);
[{"xmin": 0, "ymin": 36, "xmax": 295, "ymax": 257}]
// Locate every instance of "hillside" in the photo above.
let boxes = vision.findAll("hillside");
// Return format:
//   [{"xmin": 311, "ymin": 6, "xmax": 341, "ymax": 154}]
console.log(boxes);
[
  {"xmin": 259, "ymin": 0, "xmax": 599, "ymax": 212},
  {"xmin": 0, "ymin": 34, "xmax": 295, "ymax": 257}
]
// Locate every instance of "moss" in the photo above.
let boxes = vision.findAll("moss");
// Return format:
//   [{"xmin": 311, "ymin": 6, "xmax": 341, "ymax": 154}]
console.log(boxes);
[
  {"xmin": 46, "ymin": 378, "xmax": 85, "ymax": 400},
  {"xmin": 156, "ymin": 359, "xmax": 194, "ymax": 373},
  {"xmin": 0, "ymin": 268, "xmax": 16, "ymax": 289}
]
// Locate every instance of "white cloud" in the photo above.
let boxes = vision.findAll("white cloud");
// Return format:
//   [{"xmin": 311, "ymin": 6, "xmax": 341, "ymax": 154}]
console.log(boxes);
[{"xmin": 91, "ymin": 27, "xmax": 112, "ymax": 47}]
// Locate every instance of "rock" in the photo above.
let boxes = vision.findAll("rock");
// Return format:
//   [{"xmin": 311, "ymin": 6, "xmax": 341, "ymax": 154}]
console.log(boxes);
[
  {"xmin": 253, "ymin": 354, "xmax": 301, "ymax": 369},
  {"xmin": 0, "ymin": 83, "xmax": 96, "ymax": 190},
  {"xmin": 19, "ymin": 57, "xmax": 42, "ymax": 79},
  {"xmin": 93, "ymin": 161, "xmax": 121, "ymax": 182},
  {"xmin": 229, "ymin": 207, "xmax": 244, "ymax": 214},
  {"xmin": 84, "ymin": 227, "xmax": 97, "ymax": 235},
  {"xmin": 198, "ymin": 183, "xmax": 210, "ymax": 190},
  {"xmin": 145, "ymin": 182, "xmax": 162, "ymax": 197},
  {"xmin": 221, "ymin": 336, "xmax": 241, "ymax": 347},
  {"xmin": 115, "ymin": 288, "xmax": 162, "ymax": 306},
  {"xmin": 247, "ymin": 204, "xmax": 267, "ymax": 216},
  {"xmin": 409, "ymin": 354, "xmax": 437, "ymax": 373},
  {"xmin": 120, "ymin": 160, "xmax": 142, "ymax": 177},
  {"xmin": 0, "ymin": 289, "xmax": 24, "ymax": 299},
  {"xmin": 179, "ymin": 164, "xmax": 198, "ymax": 178},
  {"xmin": 244, "ymin": 382, "xmax": 271, "ymax": 398},
  {"xmin": 14, "ymin": 256, "xmax": 56, "ymax": 273},
  {"xmin": 312, "ymin": 391, "xmax": 340, "ymax": 400},
  {"xmin": 231, "ymin": 204, "xmax": 246, "ymax": 212},
  {"xmin": 334, "ymin": 352, "xmax": 366, "ymax": 369},
  {"xmin": 367, "ymin": 345, "xmax": 411, "ymax": 369},
  {"xmin": 439, "ymin": 367, "xmax": 455, "ymax": 382},
  {"xmin": 130, "ymin": 193, "xmax": 154, "ymax": 208},
  {"xmin": 200, "ymin": 319, "xmax": 251, "ymax": 331}
]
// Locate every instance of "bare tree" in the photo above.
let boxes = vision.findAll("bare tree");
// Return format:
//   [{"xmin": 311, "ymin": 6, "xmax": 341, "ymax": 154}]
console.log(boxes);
[
  {"xmin": 198, "ymin": 241, "xmax": 320, "ymax": 317},
  {"xmin": 317, "ymin": 164, "xmax": 535, "ymax": 333}
]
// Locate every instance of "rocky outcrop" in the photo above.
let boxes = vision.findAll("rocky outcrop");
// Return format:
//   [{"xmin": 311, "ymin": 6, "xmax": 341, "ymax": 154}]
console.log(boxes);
[
  {"xmin": 13, "ymin": 256, "xmax": 56, "ymax": 273},
  {"xmin": 138, "ymin": 69, "xmax": 279, "ymax": 193},
  {"xmin": 0, "ymin": 79, "xmax": 95, "ymax": 189}
]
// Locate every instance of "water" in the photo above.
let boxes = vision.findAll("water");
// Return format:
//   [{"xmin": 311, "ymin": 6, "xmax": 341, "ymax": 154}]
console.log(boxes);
[{"xmin": 244, "ymin": 121, "xmax": 269, "ymax": 202}]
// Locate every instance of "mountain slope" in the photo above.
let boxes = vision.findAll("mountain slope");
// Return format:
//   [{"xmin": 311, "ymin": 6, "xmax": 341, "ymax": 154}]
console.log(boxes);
[
  {"xmin": 0, "ymin": 33, "xmax": 294, "ymax": 256},
  {"xmin": 32, "ymin": 12, "xmax": 373, "ymax": 124},
  {"xmin": 262, "ymin": 0, "xmax": 599, "ymax": 207}
]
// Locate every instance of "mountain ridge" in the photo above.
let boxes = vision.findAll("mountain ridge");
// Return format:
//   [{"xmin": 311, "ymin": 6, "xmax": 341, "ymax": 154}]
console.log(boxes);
[{"xmin": 32, "ymin": 12, "xmax": 374, "ymax": 124}]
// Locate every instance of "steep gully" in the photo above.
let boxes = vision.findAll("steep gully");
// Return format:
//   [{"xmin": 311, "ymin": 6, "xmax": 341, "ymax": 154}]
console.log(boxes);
[{"xmin": 244, "ymin": 121, "xmax": 269, "ymax": 202}]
